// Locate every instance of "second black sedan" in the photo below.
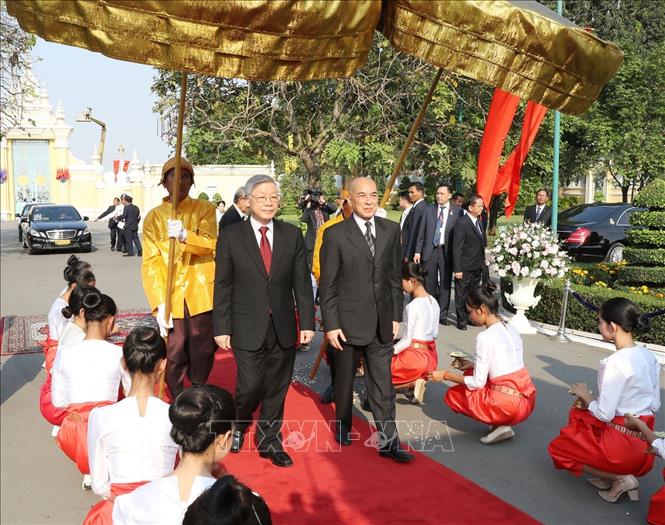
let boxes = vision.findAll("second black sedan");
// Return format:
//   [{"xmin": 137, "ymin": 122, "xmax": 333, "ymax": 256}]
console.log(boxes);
[
  {"xmin": 23, "ymin": 204, "xmax": 92, "ymax": 254},
  {"xmin": 557, "ymin": 202, "xmax": 644, "ymax": 262}
]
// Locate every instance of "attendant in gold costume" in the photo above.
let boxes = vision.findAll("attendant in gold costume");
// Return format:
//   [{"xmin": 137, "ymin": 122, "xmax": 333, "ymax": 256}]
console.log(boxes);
[{"xmin": 141, "ymin": 158, "xmax": 218, "ymax": 399}]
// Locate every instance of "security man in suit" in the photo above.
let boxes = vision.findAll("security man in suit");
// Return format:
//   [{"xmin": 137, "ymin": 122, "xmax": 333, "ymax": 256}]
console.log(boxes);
[
  {"xmin": 218, "ymin": 186, "xmax": 250, "ymax": 230},
  {"xmin": 214, "ymin": 174, "xmax": 314, "ymax": 468},
  {"xmin": 452, "ymin": 194, "xmax": 487, "ymax": 330},
  {"xmin": 414, "ymin": 184, "xmax": 460, "ymax": 325},
  {"xmin": 523, "ymin": 188, "xmax": 552, "ymax": 227},
  {"xmin": 319, "ymin": 176, "xmax": 414, "ymax": 463},
  {"xmin": 119, "ymin": 193, "xmax": 142, "ymax": 257},
  {"xmin": 401, "ymin": 181, "xmax": 427, "ymax": 262}
]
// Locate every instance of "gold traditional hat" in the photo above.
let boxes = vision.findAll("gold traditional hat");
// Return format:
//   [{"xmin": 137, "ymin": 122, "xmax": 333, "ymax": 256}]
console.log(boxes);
[{"xmin": 161, "ymin": 157, "xmax": 194, "ymax": 183}]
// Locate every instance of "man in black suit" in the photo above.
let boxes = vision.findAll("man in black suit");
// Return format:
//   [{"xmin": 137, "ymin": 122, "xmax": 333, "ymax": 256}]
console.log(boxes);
[
  {"xmin": 523, "ymin": 188, "xmax": 552, "ymax": 227},
  {"xmin": 319, "ymin": 176, "xmax": 414, "ymax": 463},
  {"xmin": 401, "ymin": 181, "xmax": 427, "ymax": 262},
  {"xmin": 300, "ymin": 190, "xmax": 336, "ymax": 266},
  {"xmin": 414, "ymin": 184, "xmax": 460, "ymax": 325},
  {"xmin": 213, "ymin": 175, "xmax": 314, "ymax": 468},
  {"xmin": 94, "ymin": 197, "xmax": 121, "ymax": 250},
  {"xmin": 218, "ymin": 186, "xmax": 249, "ymax": 230},
  {"xmin": 120, "ymin": 194, "xmax": 142, "ymax": 257},
  {"xmin": 452, "ymin": 194, "xmax": 487, "ymax": 330}
]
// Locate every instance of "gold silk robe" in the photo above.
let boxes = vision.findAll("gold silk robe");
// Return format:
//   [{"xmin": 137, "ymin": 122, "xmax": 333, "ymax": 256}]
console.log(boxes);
[
  {"xmin": 141, "ymin": 196, "xmax": 217, "ymax": 318},
  {"xmin": 312, "ymin": 213, "xmax": 344, "ymax": 284}
]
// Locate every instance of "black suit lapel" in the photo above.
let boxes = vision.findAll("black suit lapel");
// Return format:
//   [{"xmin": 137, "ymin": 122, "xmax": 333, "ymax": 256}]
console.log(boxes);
[
  {"xmin": 374, "ymin": 218, "xmax": 388, "ymax": 261},
  {"xmin": 270, "ymin": 221, "xmax": 284, "ymax": 277},
  {"xmin": 346, "ymin": 217, "xmax": 374, "ymax": 261},
  {"xmin": 468, "ymin": 214, "xmax": 484, "ymax": 240},
  {"xmin": 240, "ymin": 220, "xmax": 268, "ymax": 279}
]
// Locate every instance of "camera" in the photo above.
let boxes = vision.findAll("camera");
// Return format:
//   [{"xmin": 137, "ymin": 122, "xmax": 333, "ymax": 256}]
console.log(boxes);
[{"xmin": 297, "ymin": 189, "xmax": 323, "ymax": 209}]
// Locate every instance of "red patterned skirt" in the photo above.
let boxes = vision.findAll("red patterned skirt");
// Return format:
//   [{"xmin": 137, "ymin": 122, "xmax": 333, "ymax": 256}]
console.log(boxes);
[
  {"xmin": 56, "ymin": 401, "xmax": 113, "ymax": 474},
  {"xmin": 547, "ymin": 408, "xmax": 655, "ymax": 477},
  {"xmin": 444, "ymin": 367, "xmax": 536, "ymax": 427},
  {"xmin": 648, "ymin": 468, "xmax": 665, "ymax": 525},
  {"xmin": 39, "ymin": 373, "xmax": 68, "ymax": 426},
  {"xmin": 83, "ymin": 481, "xmax": 148, "ymax": 525},
  {"xmin": 41, "ymin": 337, "xmax": 58, "ymax": 374},
  {"xmin": 391, "ymin": 340, "xmax": 438, "ymax": 386}
]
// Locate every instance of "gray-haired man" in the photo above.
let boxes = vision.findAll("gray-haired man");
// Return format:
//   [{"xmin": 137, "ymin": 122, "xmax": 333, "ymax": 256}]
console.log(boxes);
[{"xmin": 218, "ymin": 186, "xmax": 250, "ymax": 230}]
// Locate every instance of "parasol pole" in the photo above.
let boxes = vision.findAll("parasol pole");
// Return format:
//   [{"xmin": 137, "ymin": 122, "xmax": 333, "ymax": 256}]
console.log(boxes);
[
  {"xmin": 380, "ymin": 67, "xmax": 443, "ymax": 209},
  {"xmin": 159, "ymin": 72, "xmax": 188, "ymax": 400}
]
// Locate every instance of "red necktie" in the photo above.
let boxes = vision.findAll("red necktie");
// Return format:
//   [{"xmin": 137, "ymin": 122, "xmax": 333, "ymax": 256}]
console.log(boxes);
[{"xmin": 259, "ymin": 226, "xmax": 272, "ymax": 274}]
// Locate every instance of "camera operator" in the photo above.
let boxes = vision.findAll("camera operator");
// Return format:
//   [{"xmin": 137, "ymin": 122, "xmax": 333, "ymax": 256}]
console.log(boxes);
[{"xmin": 299, "ymin": 189, "xmax": 336, "ymax": 267}]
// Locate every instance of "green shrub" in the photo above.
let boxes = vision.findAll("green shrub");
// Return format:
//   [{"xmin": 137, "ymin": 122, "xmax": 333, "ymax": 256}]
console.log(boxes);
[
  {"xmin": 558, "ymin": 195, "xmax": 580, "ymax": 210},
  {"xmin": 633, "ymin": 179, "xmax": 665, "ymax": 210},
  {"xmin": 624, "ymin": 247, "xmax": 665, "ymax": 266},
  {"xmin": 618, "ymin": 266, "xmax": 665, "ymax": 285},
  {"xmin": 626, "ymin": 229, "xmax": 665, "ymax": 247},
  {"xmin": 630, "ymin": 211, "xmax": 665, "ymax": 229},
  {"xmin": 197, "ymin": 192, "xmax": 210, "ymax": 201},
  {"xmin": 528, "ymin": 280, "xmax": 665, "ymax": 345}
]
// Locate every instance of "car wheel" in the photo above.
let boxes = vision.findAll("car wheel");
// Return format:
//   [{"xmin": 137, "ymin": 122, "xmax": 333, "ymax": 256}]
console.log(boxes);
[
  {"xmin": 605, "ymin": 243, "xmax": 624, "ymax": 263},
  {"xmin": 18, "ymin": 230, "xmax": 22, "ymax": 242}
]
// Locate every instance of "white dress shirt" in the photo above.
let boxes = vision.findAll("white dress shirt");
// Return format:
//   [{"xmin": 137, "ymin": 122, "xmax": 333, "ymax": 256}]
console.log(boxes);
[
  {"xmin": 399, "ymin": 205, "xmax": 412, "ymax": 229},
  {"xmin": 113, "ymin": 475, "xmax": 216, "ymax": 525},
  {"xmin": 436, "ymin": 204, "xmax": 450, "ymax": 246},
  {"xmin": 652, "ymin": 438, "xmax": 665, "ymax": 459},
  {"xmin": 233, "ymin": 203, "xmax": 246, "ymax": 220},
  {"xmin": 47, "ymin": 297, "xmax": 68, "ymax": 341},
  {"xmin": 57, "ymin": 321, "xmax": 86, "ymax": 352},
  {"xmin": 587, "ymin": 345, "xmax": 661, "ymax": 422},
  {"xmin": 249, "ymin": 216, "xmax": 273, "ymax": 249},
  {"xmin": 465, "ymin": 322, "xmax": 526, "ymax": 390},
  {"xmin": 535, "ymin": 205, "xmax": 544, "ymax": 220},
  {"xmin": 353, "ymin": 214, "xmax": 375, "ymax": 238},
  {"xmin": 394, "ymin": 296, "xmax": 440, "ymax": 354},
  {"xmin": 88, "ymin": 396, "xmax": 179, "ymax": 497},
  {"xmin": 51, "ymin": 339, "xmax": 131, "ymax": 408}
]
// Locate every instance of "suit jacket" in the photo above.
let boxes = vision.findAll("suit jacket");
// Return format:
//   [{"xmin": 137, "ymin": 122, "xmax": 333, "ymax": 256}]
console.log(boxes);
[
  {"xmin": 401, "ymin": 200, "xmax": 426, "ymax": 260},
  {"xmin": 415, "ymin": 203, "xmax": 461, "ymax": 263},
  {"xmin": 213, "ymin": 219, "xmax": 314, "ymax": 350},
  {"xmin": 218, "ymin": 205, "xmax": 243, "ymax": 230},
  {"xmin": 300, "ymin": 203, "xmax": 335, "ymax": 250},
  {"xmin": 319, "ymin": 216, "xmax": 403, "ymax": 346},
  {"xmin": 524, "ymin": 204, "xmax": 552, "ymax": 227},
  {"xmin": 452, "ymin": 214, "xmax": 487, "ymax": 273},
  {"xmin": 120, "ymin": 203, "xmax": 141, "ymax": 231},
  {"xmin": 97, "ymin": 205, "xmax": 116, "ymax": 229}
]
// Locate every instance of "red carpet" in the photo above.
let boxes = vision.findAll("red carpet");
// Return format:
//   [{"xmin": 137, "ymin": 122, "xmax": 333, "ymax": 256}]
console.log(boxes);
[{"xmin": 209, "ymin": 351, "xmax": 541, "ymax": 525}]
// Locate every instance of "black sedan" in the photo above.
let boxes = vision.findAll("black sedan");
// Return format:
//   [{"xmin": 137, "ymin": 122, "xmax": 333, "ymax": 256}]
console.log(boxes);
[
  {"xmin": 22, "ymin": 204, "xmax": 92, "ymax": 254},
  {"xmin": 557, "ymin": 203, "xmax": 644, "ymax": 262}
]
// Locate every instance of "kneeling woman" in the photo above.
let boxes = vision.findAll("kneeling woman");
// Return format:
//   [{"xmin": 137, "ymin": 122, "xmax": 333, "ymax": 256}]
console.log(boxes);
[
  {"xmin": 113, "ymin": 385, "xmax": 235, "ymax": 525},
  {"xmin": 548, "ymin": 298, "xmax": 660, "ymax": 503},
  {"xmin": 84, "ymin": 327, "xmax": 179, "ymax": 524},
  {"xmin": 391, "ymin": 262, "xmax": 440, "ymax": 404},
  {"xmin": 428, "ymin": 281, "xmax": 536, "ymax": 444}
]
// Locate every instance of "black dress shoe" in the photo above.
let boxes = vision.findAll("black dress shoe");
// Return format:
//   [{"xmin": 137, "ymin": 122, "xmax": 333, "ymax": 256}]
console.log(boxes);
[
  {"xmin": 320, "ymin": 384, "xmax": 334, "ymax": 404},
  {"xmin": 379, "ymin": 446, "xmax": 415, "ymax": 463},
  {"xmin": 230, "ymin": 430, "xmax": 244, "ymax": 453},
  {"xmin": 439, "ymin": 318, "xmax": 450, "ymax": 326},
  {"xmin": 456, "ymin": 323, "xmax": 467, "ymax": 331},
  {"xmin": 259, "ymin": 449, "xmax": 293, "ymax": 467},
  {"xmin": 334, "ymin": 424, "xmax": 352, "ymax": 446},
  {"xmin": 137, "ymin": 251, "xmax": 143, "ymax": 256},
  {"xmin": 110, "ymin": 247, "xmax": 115, "ymax": 251}
]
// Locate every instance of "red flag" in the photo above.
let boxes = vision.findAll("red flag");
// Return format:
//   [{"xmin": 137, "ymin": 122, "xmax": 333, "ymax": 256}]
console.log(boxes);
[
  {"xmin": 113, "ymin": 160, "xmax": 120, "ymax": 175},
  {"xmin": 123, "ymin": 160, "xmax": 130, "ymax": 172},
  {"xmin": 476, "ymin": 88, "xmax": 520, "ymax": 206}
]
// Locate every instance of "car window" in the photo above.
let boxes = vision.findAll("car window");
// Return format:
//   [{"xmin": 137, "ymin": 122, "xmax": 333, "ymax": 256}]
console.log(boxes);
[
  {"xmin": 616, "ymin": 207, "xmax": 638, "ymax": 226},
  {"xmin": 558, "ymin": 205, "xmax": 615, "ymax": 224},
  {"xmin": 21, "ymin": 205, "xmax": 31, "ymax": 217},
  {"xmin": 31, "ymin": 206, "xmax": 81, "ymax": 222}
]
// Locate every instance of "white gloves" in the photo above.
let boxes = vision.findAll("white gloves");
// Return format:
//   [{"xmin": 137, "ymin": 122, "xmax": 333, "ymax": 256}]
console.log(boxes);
[
  {"xmin": 156, "ymin": 303, "xmax": 174, "ymax": 337},
  {"xmin": 167, "ymin": 219, "xmax": 187, "ymax": 242}
]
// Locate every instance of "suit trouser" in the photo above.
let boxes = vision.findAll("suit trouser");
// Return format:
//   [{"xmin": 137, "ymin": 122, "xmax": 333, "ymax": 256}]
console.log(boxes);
[
  {"xmin": 233, "ymin": 317, "xmax": 296, "ymax": 452},
  {"xmin": 454, "ymin": 269, "xmax": 482, "ymax": 325},
  {"xmin": 424, "ymin": 245, "xmax": 453, "ymax": 319},
  {"xmin": 166, "ymin": 305, "xmax": 216, "ymax": 399},
  {"xmin": 116, "ymin": 228, "xmax": 126, "ymax": 252},
  {"xmin": 125, "ymin": 229, "xmax": 142, "ymax": 255},
  {"xmin": 109, "ymin": 226, "xmax": 117, "ymax": 249},
  {"xmin": 335, "ymin": 334, "xmax": 398, "ymax": 446}
]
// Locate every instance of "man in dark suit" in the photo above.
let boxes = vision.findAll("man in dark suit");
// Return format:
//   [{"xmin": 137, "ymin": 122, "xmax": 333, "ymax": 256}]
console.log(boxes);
[
  {"xmin": 218, "ymin": 186, "xmax": 249, "ymax": 230},
  {"xmin": 401, "ymin": 181, "xmax": 427, "ymax": 262},
  {"xmin": 300, "ymin": 190, "xmax": 336, "ymax": 267},
  {"xmin": 319, "ymin": 177, "xmax": 414, "ymax": 463},
  {"xmin": 213, "ymin": 174, "xmax": 314, "ymax": 468},
  {"xmin": 414, "ymin": 184, "xmax": 460, "ymax": 325},
  {"xmin": 120, "ymin": 194, "xmax": 142, "ymax": 257},
  {"xmin": 452, "ymin": 194, "xmax": 487, "ymax": 330},
  {"xmin": 94, "ymin": 197, "xmax": 120, "ymax": 250},
  {"xmin": 523, "ymin": 188, "xmax": 552, "ymax": 227}
]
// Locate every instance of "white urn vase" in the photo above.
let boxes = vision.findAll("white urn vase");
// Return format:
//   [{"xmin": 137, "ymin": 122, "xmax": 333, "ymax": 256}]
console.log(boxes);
[{"xmin": 505, "ymin": 277, "xmax": 541, "ymax": 334}]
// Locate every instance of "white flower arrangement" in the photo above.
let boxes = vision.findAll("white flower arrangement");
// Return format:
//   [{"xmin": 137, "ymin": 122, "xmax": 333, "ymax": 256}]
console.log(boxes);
[{"xmin": 488, "ymin": 222, "xmax": 569, "ymax": 280}]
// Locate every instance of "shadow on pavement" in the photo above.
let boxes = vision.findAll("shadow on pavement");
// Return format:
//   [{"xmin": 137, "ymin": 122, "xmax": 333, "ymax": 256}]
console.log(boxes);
[{"xmin": 1, "ymin": 354, "xmax": 42, "ymax": 406}]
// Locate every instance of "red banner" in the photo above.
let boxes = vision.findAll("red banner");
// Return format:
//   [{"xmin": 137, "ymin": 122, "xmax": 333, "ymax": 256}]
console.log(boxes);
[
  {"xmin": 123, "ymin": 160, "xmax": 130, "ymax": 172},
  {"xmin": 113, "ymin": 160, "xmax": 120, "ymax": 175}
]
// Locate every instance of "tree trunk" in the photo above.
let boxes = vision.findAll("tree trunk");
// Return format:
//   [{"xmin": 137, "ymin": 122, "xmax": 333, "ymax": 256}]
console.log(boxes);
[
  {"xmin": 488, "ymin": 194, "xmax": 504, "ymax": 236},
  {"xmin": 299, "ymin": 151, "xmax": 321, "ymax": 188},
  {"xmin": 621, "ymin": 184, "xmax": 629, "ymax": 203}
]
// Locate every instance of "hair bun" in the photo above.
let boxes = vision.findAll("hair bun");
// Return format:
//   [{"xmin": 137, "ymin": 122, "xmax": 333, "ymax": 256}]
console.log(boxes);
[
  {"xmin": 61, "ymin": 306, "xmax": 73, "ymax": 319},
  {"xmin": 139, "ymin": 328, "xmax": 159, "ymax": 346},
  {"xmin": 82, "ymin": 291, "xmax": 103, "ymax": 310},
  {"xmin": 483, "ymin": 281, "xmax": 497, "ymax": 294},
  {"xmin": 634, "ymin": 314, "xmax": 651, "ymax": 336},
  {"xmin": 66, "ymin": 255, "xmax": 79, "ymax": 267}
]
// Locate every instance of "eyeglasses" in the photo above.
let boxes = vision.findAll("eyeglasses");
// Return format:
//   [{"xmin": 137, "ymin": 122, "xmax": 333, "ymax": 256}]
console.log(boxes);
[{"xmin": 250, "ymin": 194, "xmax": 280, "ymax": 204}]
